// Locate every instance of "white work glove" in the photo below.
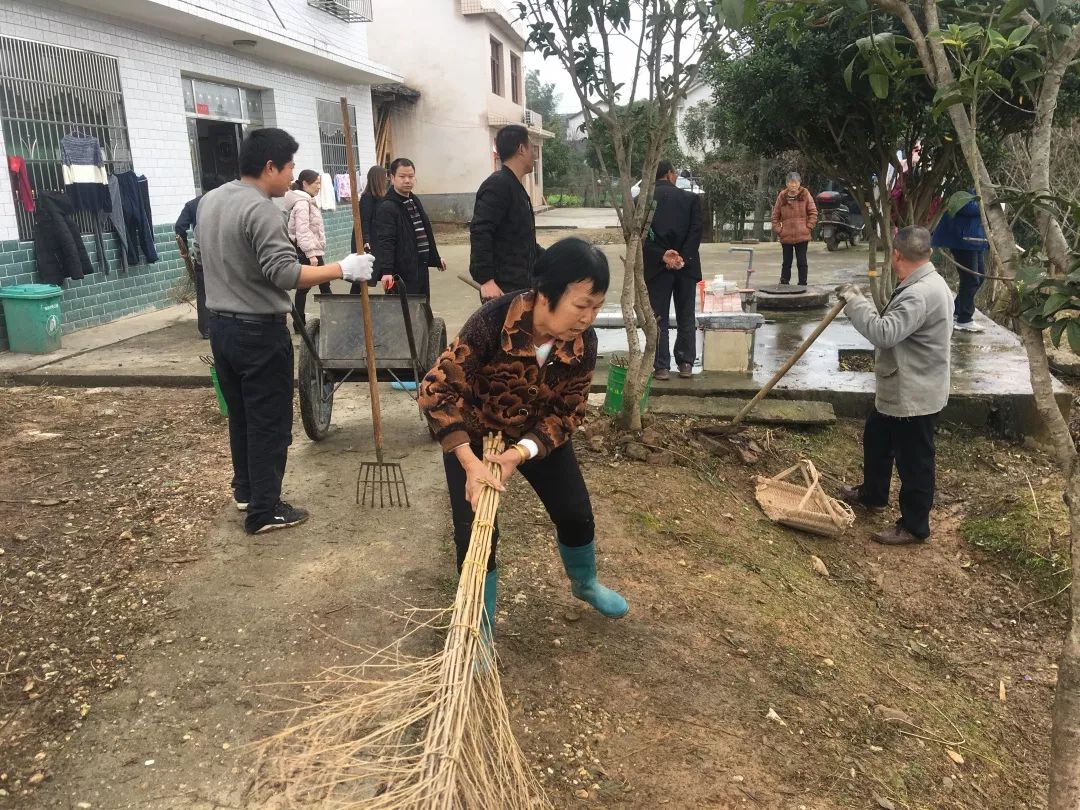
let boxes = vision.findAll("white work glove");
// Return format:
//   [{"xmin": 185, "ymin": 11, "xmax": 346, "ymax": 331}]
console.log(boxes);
[
  {"xmin": 340, "ymin": 252, "xmax": 374, "ymax": 283},
  {"xmin": 835, "ymin": 283, "xmax": 862, "ymax": 303}
]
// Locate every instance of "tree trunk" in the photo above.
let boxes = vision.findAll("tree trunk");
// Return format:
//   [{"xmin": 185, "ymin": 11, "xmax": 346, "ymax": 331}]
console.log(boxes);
[
  {"xmin": 753, "ymin": 156, "xmax": 769, "ymax": 241},
  {"xmin": 617, "ymin": 229, "xmax": 654, "ymax": 432},
  {"xmin": 702, "ymin": 196, "xmax": 715, "ymax": 243},
  {"xmin": 1050, "ymin": 461, "xmax": 1080, "ymax": 809}
]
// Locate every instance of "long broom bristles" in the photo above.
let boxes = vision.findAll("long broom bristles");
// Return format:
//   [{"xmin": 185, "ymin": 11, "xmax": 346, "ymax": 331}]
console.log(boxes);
[{"xmin": 253, "ymin": 433, "xmax": 552, "ymax": 809}]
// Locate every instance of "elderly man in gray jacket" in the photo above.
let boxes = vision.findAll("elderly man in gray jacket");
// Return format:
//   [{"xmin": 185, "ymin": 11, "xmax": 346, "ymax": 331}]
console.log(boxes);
[{"xmin": 837, "ymin": 226, "xmax": 953, "ymax": 546}]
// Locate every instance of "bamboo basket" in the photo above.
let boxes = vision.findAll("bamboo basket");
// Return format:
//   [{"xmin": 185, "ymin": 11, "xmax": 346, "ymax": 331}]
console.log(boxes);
[{"xmin": 754, "ymin": 460, "xmax": 855, "ymax": 538}]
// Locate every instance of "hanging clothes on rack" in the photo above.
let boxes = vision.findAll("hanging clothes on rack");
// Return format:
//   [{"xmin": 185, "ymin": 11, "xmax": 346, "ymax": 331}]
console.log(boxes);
[
  {"xmin": 115, "ymin": 171, "xmax": 158, "ymax": 265},
  {"xmin": 334, "ymin": 173, "xmax": 351, "ymax": 201},
  {"xmin": 60, "ymin": 132, "xmax": 111, "ymax": 213},
  {"xmin": 34, "ymin": 191, "xmax": 94, "ymax": 285},
  {"xmin": 7, "ymin": 155, "xmax": 35, "ymax": 213},
  {"xmin": 104, "ymin": 174, "xmax": 129, "ymax": 274},
  {"xmin": 318, "ymin": 172, "xmax": 336, "ymax": 210}
]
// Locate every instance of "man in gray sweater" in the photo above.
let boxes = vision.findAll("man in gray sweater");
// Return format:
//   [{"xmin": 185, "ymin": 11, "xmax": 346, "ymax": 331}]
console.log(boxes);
[
  {"xmin": 836, "ymin": 226, "xmax": 953, "ymax": 546},
  {"xmin": 198, "ymin": 128, "xmax": 372, "ymax": 534}
]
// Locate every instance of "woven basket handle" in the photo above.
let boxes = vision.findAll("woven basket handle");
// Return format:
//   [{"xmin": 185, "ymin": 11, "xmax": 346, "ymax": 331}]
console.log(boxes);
[{"xmin": 794, "ymin": 460, "xmax": 820, "ymax": 511}]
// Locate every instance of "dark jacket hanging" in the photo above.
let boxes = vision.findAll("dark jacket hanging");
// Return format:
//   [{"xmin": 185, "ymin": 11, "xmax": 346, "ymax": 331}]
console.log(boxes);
[
  {"xmin": 33, "ymin": 191, "xmax": 94, "ymax": 285},
  {"xmin": 115, "ymin": 171, "xmax": 158, "ymax": 264},
  {"xmin": 104, "ymin": 174, "xmax": 129, "ymax": 274}
]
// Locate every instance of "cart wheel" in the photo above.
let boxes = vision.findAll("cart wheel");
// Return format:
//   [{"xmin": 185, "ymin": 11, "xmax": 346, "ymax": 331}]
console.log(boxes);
[
  {"xmin": 422, "ymin": 319, "xmax": 447, "ymax": 442},
  {"xmin": 299, "ymin": 318, "xmax": 333, "ymax": 441},
  {"xmin": 423, "ymin": 317, "xmax": 448, "ymax": 374}
]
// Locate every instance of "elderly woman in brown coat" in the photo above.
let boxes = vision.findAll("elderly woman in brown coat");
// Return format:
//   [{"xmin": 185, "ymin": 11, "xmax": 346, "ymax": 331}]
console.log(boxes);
[{"xmin": 771, "ymin": 172, "xmax": 818, "ymax": 286}]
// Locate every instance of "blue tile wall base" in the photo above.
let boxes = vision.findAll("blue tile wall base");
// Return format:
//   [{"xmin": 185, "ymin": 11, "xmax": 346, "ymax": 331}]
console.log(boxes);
[
  {"xmin": 0, "ymin": 223, "xmax": 187, "ymax": 352},
  {"xmin": 0, "ymin": 211, "xmax": 361, "ymax": 352}
]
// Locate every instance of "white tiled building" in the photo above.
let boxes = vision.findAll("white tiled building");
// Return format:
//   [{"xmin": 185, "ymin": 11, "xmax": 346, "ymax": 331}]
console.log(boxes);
[{"xmin": 0, "ymin": 0, "xmax": 397, "ymax": 350}]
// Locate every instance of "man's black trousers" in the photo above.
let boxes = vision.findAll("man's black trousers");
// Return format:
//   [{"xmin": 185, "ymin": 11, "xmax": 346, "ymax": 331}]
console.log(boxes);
[
  {"xmin": 647, "ymin": 270, "xmax": 698, "ymax": 371},
  {"xmin": 858, "ymin": 407, "xmax": 938, "ymax": 539},
  {"xmin": 780, "ymin": 241, "xmax": 809, "ymax": 286},
  {"xmin": 209, "ymin": 314, "xmax": 293, "ymax": 531}
]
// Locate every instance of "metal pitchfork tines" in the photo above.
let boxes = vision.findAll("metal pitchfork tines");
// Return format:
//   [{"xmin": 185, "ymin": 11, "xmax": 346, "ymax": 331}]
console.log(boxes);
[{"xmin": 356, "ymin": 451, "xmax": 410, "ymax": 507}]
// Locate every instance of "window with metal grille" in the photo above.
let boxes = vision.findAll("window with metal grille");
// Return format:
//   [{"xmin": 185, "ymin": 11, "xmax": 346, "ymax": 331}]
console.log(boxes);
[
  {"xmin": 307, "ymin": 0, "xmax": 373, "ymax": 22},
  {"xmin": 317, "ymin": 98, "xmax": 359, "ymax": 177},
  {"xmin": 0, "ymin": 35, "xmax": 133, "ymax": 241}
]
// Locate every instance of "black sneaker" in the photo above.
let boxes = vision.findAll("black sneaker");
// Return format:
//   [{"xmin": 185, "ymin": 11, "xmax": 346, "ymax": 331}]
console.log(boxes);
[{"xmin": 247, "ymin": 501, "xmax": 309, "ymax": 534}]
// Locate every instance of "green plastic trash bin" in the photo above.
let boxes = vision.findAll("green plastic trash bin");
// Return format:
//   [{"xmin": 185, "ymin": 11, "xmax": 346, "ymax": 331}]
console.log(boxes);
[
  {"xmin": 0, "ymin": 284, "xmax": 63, "ymax": 354},
  {"xmin": 603, "ymin": 362, "xmax": 653, "ymax": 416}
]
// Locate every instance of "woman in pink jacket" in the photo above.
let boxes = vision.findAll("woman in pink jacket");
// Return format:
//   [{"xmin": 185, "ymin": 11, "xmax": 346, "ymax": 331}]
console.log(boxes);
[{"xmin": 285, "ymin": 170, "xmax": 328, "ymax": 332}]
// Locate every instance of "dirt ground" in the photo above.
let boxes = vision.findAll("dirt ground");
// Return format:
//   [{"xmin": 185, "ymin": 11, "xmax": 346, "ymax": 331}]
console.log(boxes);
[{"xmin": 0, "ymin": 384, "xmax": 1068, "ymax": 809}]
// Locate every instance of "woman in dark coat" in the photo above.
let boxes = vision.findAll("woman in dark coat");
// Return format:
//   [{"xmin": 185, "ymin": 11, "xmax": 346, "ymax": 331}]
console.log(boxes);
[{"xmin": 349, "ymin": 165, "xmax": 388, "ymax": 293}]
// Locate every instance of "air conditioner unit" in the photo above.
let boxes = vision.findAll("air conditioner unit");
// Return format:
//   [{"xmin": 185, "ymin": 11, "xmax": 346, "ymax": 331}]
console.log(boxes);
[{"xmin": 308, "ymin": 0, "xmax": 373, "ymax": 23}]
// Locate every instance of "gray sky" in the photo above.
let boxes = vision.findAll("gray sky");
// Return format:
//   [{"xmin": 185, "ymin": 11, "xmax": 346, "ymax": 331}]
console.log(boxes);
[
  {"xmin": 524, "ymin": 51, "xmax": 580, "ymax": 114},
  {"xmin": 525, "ymin": 38, "xmax": 644, "ymax": 115},
  {"xmin": 523, "ymin": 23, "xmax": 711, "ymax": 116}
]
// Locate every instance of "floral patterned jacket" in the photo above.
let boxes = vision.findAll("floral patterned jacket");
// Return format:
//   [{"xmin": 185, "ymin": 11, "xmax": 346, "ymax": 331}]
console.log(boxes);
[{"xmin": 418, "ymin": 291, "xmax": 596, "ymax": 457}]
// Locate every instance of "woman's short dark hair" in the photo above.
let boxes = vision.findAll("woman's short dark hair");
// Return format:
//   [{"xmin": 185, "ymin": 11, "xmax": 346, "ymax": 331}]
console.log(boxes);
[
  {"xmin": 389, "ymin": 157, "xmax": 415, "ymax": 175},
  {"xmin": 292, "ymin": 169, "xmax": 319, "ymax": 191},
  {"xmin": 239, "ymin": 128, "xmax": 299, "ymax": 178},
  {"xmin": 533, "ymin": 238, "xmax": 609, "ymax": 309}
]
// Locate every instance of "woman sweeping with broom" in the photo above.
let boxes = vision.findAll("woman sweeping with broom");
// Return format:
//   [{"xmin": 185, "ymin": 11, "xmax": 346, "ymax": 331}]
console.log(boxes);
[{"xmin": 418, "ymin": 237, "xmax": 629, "ymax": 641}]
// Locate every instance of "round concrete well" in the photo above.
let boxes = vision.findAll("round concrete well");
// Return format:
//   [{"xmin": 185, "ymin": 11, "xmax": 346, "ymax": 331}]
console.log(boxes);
[{"xmin": 755, "ymin": 284, "xmax": 831, "ymax": 310}]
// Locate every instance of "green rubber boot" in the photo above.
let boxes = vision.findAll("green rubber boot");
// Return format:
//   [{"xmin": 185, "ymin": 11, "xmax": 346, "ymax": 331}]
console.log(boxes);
[
  {"xmin": 558, "ymin": 542, "xmax": 629, "ymax": 618},
  {"xmin": 475, "ymin": 568, "xmax": 498, "ymax": 670},
  {"xmin": 481, "ymin": 568, "xmax": 498, "ymax": 643}
]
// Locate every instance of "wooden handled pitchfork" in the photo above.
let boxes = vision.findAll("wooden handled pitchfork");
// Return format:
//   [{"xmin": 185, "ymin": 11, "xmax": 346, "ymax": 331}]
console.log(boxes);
[{"xmin": 341, "ymin": 97, "xmax": 409, "ymax": 508}]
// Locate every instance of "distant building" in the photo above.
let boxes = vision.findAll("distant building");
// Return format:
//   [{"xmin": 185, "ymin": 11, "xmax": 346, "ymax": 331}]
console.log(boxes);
[{"xmin": 367, "ymin": 0, "xmax": 554, "ymax": 222}]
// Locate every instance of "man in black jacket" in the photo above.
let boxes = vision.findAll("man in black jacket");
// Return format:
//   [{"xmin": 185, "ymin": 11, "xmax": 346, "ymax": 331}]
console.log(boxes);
[
  {"xmin": 373, "ymin": 158, "xmax": 445, "ymax": 298},
  {"xmin": 643, "ymin": 160, "xmax": 704, "ymax": 380},
  {"xmin": 469, "ymin": 125, "xmax": 544, "ymax": 300}
]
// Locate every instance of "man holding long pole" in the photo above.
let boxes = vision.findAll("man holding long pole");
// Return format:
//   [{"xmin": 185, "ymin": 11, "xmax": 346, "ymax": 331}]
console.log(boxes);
[{"xmin": 198, "ymin": 127, "xmax": 373, "ymax": 534}]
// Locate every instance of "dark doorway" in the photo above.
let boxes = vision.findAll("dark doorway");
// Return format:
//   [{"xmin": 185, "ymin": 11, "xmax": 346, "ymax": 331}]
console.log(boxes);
[{"xmin": 196, "ymin": 119, "xmax": 242, "ymax": 192}]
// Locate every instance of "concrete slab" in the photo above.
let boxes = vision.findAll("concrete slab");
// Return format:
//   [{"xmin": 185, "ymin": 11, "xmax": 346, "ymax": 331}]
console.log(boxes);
[
  {"xmin": 649, "ymin": 395, "xmax": 836, "ymax": 426},
  {"xmin": 0, "ymin": 304, "xmax": 199, "ymax": 376},
  {"xmin": 591, "ymin": 306, "xmax": 1069, "ymax": 436},
  {"xmin": 534, "ymin": 207, "xmax": 620, "ymax": 229},
  {"xmin": 2, "ymin": 239, "xmax": 1065, "ymax": 438}
]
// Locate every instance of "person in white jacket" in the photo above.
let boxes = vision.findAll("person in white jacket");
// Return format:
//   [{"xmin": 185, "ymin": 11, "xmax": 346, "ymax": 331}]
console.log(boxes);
[{"xmin": 285, "ymin": 170, "xmax": 329, "ymax": 332}]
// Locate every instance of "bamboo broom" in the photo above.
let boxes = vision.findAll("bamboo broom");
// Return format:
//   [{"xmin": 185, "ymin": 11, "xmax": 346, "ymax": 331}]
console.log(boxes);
[{"xmin": 254, "ymin": 434, "xmax": 551, "ymax": 809}]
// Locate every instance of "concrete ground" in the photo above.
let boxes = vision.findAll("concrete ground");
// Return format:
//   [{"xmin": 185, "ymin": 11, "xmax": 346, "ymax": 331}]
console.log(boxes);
[
  {"xmin": 0, "ymin": 222, "xmax": 1064, "ymax": 434},
  {"xmin": 535, "ymin": 206, "xmax": 620, "ymax": 229}
]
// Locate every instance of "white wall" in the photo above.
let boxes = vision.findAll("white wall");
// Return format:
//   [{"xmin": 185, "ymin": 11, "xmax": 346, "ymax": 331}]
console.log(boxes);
[
  {"xmin": 173, "ymin": 0, "xmax": 373, "ymax": 62},
  {"xmin": 0, "ymin": 0, "xmax": 378, "ymax": 238},
  {"xmin": 368, "ymin": 0, "xmax": 526, "ymax": 197},
  {"xmin": 676, "ymin": 83, "xmax": 713, "ymax": 159}
]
